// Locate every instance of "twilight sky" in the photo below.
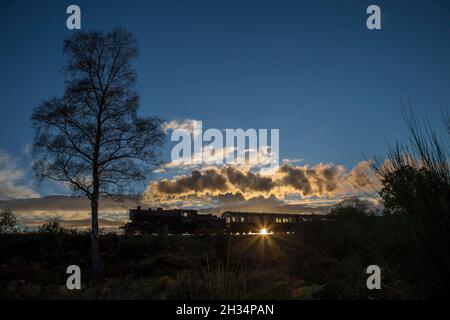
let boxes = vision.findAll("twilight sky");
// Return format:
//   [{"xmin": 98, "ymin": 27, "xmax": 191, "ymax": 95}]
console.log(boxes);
[{"xmin": 1, "ymin": 0, "xmax": 450, "ymax": 226}]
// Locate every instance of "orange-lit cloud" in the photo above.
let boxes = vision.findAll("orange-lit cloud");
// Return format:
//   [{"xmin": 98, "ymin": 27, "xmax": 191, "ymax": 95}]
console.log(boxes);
[
  {"xmin": 1, "ymin": 195, "xmax": 138, "ymax": 228},
  {"xmin": 143, "ymin": 161, "xmax": 379, "ymax": 203}
]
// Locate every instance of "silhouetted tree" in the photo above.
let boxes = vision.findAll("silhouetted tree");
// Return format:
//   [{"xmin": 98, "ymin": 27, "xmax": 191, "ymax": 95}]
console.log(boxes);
[
  {"xmin": 31, "ymin": 28, "xmax": 165, "ymax": 284},
  {"xmin": 38, "ymin": 217, "xmax": 64, "ymax": 234},
  {"xmin": 0, "ymin": 208, "xmax": 19, "ymax": 233},
  {"xmin": 329, "ymin": 199, "xmax": 374, "ymax": 220}
]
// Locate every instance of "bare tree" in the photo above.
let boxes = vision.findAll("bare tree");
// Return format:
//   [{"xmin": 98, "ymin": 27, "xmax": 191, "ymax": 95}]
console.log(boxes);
[
  {"xmin": 31, "ymin": 28, "xmax": 165, "ymax": 284},
  {"xmin": 0, "ymin": 208, "xmax": 19, "ymax": 233}
]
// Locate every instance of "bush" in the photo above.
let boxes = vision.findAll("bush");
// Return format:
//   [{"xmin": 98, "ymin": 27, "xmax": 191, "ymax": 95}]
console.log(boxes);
[{"xmin": 0, "ymin": 208, "xmax": 19, "ymax": 233}]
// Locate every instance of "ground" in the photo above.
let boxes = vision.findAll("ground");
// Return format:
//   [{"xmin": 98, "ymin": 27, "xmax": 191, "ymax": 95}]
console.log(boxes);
[{"xmin": 0, "ymin": 218, "xmax": 421, "ymax": 299}]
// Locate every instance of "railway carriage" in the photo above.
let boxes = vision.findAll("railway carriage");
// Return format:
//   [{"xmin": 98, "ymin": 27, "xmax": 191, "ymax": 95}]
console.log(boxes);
[{"xmin": 122, "ymin": 207, "xmax": 323, "ymax": 235}]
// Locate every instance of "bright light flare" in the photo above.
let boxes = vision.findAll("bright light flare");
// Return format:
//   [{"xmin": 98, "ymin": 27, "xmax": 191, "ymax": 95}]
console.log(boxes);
[{"xmin": 259, "ymin": 228, "xmax": 269, "ymax": 235}]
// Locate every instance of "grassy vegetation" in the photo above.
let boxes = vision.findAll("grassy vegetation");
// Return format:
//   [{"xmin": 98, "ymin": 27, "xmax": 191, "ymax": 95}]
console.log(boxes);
[{"xmin": 0, "ymin": 214, "xmax": 429, "ymax": 300}]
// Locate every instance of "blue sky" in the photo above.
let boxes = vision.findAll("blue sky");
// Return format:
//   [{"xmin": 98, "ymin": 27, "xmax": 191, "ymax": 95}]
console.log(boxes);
[{"xmin": 1, "ymin": 0, "xmax": 450, "ymax": 203}]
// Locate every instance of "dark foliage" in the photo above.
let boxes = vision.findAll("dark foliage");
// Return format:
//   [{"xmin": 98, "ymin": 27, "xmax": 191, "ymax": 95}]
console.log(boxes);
[
  {"xmin": 0, "ymin": 215, "xmax": 406, "ymax": 300},
  {"xmin": 0, "ymin": 208, "xmax": 19, "ymax": 233},
  {"xmin": 371, "ymin": 107, "xmax": 450, "ymax": 298}
]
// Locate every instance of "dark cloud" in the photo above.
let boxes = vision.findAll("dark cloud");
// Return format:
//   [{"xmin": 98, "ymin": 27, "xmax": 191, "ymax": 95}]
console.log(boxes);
[
  {"xmin": 145, "ymin": 162, "xmax": 378, "ymax": 202},
  {"xmin": 156, "ymin": 169, "xmax": 228, "ymax": 196},
  {"xmin": 225, "ymin": 167, "xmax": 275, "ymax": 192}
]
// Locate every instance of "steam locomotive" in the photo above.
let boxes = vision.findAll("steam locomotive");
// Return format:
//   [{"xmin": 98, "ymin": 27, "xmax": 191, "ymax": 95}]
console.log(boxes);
[{"xmin": 121, "ymin": 207, "xmax": 323, "ymax": 235}]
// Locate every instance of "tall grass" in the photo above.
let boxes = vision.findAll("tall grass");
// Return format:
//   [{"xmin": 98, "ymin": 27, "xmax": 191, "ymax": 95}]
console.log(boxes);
[
  {"xmin": 371, "ymin": 106, "xmax": 450, "ymax": 297},
  {"xmin": 175, "ymin": 262, "xmax": 248, "ymax": 299}
]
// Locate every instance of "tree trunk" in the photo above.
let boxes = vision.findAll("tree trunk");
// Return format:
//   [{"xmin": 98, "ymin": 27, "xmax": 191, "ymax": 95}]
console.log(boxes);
[
  {"xmin": 90, "ymin": 192, "xmax": 102, "ymax": 285},
  {"xmin": 91, "ymin": 106, "xmax": 103, "ymax": 285}
]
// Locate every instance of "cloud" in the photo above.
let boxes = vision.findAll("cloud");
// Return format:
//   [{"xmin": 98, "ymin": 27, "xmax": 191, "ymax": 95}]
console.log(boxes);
[
  {"xmin": 347, "ymin": 161, "xmax": 380, "ymax": 192},
  {"xmin": 0, "ymin": 150, "xmax": 39, "ymax": 200},
  {"xmin": 164, "ymin": 145, "xmax": 237, "ymax": 169},
  {"xmin": 143, "ymin": 161, "xmax": 379, "ymax": 203},
  {"xmin": 281, "ymin": 158, "xmax": 303, "ymax": 164},
  {"xmin": 162, "ymin": 119, "xmax": 199, "ymax": 133},
  {"xmin": 200, "ymin": 194, "xmax": 334, "ymax": 216},
  {"xmin": 278, "ymin": 163, "xmax": 345, "ymax": 196},
  {"xmin": 162, "ymin": 119, "xmax": 279, "ymax": 170},
  {"xmin": 21, "ymin": 143, "xmax": 32, "ymax": 156},
  {"xmin": 154, "ymin": 168, "xmax": 228, "ymax": 196},
  {"xmin": 0, "ymin": 195, "xmax": 139, "ymax": 228}
]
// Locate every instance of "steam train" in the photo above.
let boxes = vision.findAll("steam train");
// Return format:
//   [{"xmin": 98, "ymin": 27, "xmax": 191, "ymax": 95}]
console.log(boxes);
[{"xmin": 121, "ymin": 207, "xmax": 323, "ymax": 235}]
